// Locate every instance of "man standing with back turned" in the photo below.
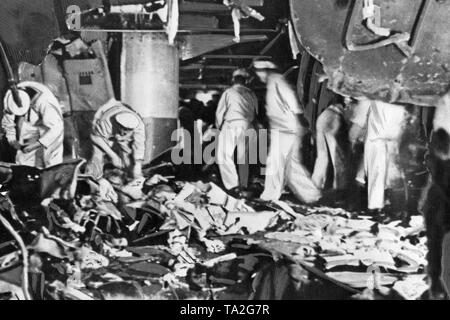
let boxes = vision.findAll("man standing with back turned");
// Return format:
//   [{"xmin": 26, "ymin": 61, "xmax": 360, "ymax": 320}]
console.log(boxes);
[{"xmin": 216, "ymin": 69, "xmax": 258, "ymax": 194}]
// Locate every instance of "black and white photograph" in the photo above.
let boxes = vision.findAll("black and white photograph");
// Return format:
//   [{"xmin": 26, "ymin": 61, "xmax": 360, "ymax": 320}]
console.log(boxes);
[{"xmin": 0, "ymin": 0, "xmax": 449, "ymax": 307}]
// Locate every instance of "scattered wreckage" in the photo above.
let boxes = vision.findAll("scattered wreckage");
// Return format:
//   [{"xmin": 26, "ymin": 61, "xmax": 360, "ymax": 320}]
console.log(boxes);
[{"xmin": 0, "ymin": 159, "xmax": 429, "ymax": 300}]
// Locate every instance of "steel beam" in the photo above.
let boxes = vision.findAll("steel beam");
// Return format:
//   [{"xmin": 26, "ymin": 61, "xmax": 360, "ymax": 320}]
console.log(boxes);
[
  {"xmin": 78, "ymin": 28, "xmax": 276, "ymax": 34},
  {"xmin": 179, "ymin": 34, "xmax": 268, "ymax": 61},
  {"xmin": 203, "ymin": 54, "xmax": 272, "ymax": 60},
  {"xmin": 180, "ymin": 84, "xmax": 266, "ymax": 90},
  {"xmin": 181, "ymin": 64, "xmax": 239, "ymax": 71}
]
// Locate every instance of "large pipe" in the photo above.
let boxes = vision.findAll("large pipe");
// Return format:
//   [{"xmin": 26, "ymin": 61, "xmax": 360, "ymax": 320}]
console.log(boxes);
[{"xmin": 120, "ymin": 32, "xmax": 179, "ymax": 163}]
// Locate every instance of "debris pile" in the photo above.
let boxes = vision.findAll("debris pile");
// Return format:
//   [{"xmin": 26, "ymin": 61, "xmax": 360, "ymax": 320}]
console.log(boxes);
[
  {"xmin": 0, "ymin": 162, "xmax": 430, "ymax": 300},
  {"xmin": 263, "ymin": 206, "xmax": 428, "ymax": 300}
]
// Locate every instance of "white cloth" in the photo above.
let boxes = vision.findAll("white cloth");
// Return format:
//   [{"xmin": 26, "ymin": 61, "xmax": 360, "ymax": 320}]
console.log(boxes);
[
  {"xmin": 2, "ymin": 84, "xmax": 64, "ymax": 168},
  {"xmin": 231, "ymin": 7, "xmax": 242, "ymax": 40},
  {"xmin": 167, "ymin": 0, "xmax": 179, "ymax": 45},
  {"xmin": 288, "ymin": 21, "xmax": 300, "ymax": 59},
  {"xmin": 364, "ymin": 101, "xmax": 407, "ymax": 209},
  {"xmin": 260, "ymin": 131, "xmax": 321, "ymax": 204},
  {"xmin": 217, "ymin": 122, "xmax": 252, "ymax": 190}
]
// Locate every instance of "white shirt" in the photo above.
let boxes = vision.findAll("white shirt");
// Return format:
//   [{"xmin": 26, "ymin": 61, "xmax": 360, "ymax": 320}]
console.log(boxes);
[
  {"xmin": 215, "ymin": 84, "xmax": 258, "ymax": 129},
  {"xmin": 367, "ymin": 100, "xmax": 407, "ymax": 141},
  {"xmin": 265, "ymin": 73, "xmax": 304, "ymax": 134}
]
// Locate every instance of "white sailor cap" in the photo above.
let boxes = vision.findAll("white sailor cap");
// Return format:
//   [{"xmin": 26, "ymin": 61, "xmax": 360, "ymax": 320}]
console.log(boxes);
[
  {"xmin": 4, "ymin": 88, "xmax": 31, "ymax": 116},
  {"xmin": 232, "ymin": 68, "xmax": 250, "ymax": 78},
  {"xmin": 115, "ymin": 112, "xmax": 140, "ymax": 130},
  {"xmin": 4, "ymin": 81, "xmax": 53, "ymax": 116}
]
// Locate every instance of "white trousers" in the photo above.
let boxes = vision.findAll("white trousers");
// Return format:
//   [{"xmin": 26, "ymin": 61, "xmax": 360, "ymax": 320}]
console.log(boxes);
[
  {"xmin": 365, "ymin": 139, "xmax": 402, "ymax": 209},
  {"xmin": 217, "ymin": 122, "xmax": 252, "ymax": 190},
  {"xmin": 260, "ymin": 131, "xmax": 321, "ymax": 204},
  {"xmin": 312, "ymin": 109, "xmax": 347, "ymax": 190}
]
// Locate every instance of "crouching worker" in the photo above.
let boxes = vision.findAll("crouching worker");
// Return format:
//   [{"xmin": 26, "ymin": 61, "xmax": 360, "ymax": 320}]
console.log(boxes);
[
  {"xmin": 2, "ymin": 81, "xmax": 64, "ymax": 168},
  {"xmin": 85, "ymin": 99, "xmax": 146, "ymax": 181}
]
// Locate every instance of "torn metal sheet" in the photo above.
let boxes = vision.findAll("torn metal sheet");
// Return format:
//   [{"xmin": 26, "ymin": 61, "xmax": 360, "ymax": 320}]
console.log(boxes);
[
  {"xmin": 178, "ymin": 34, "xmax": 268, "ymax": 61},
  {"xmin": 290, "ymin": 0, "xmax": 450, "ymax": 106}
]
